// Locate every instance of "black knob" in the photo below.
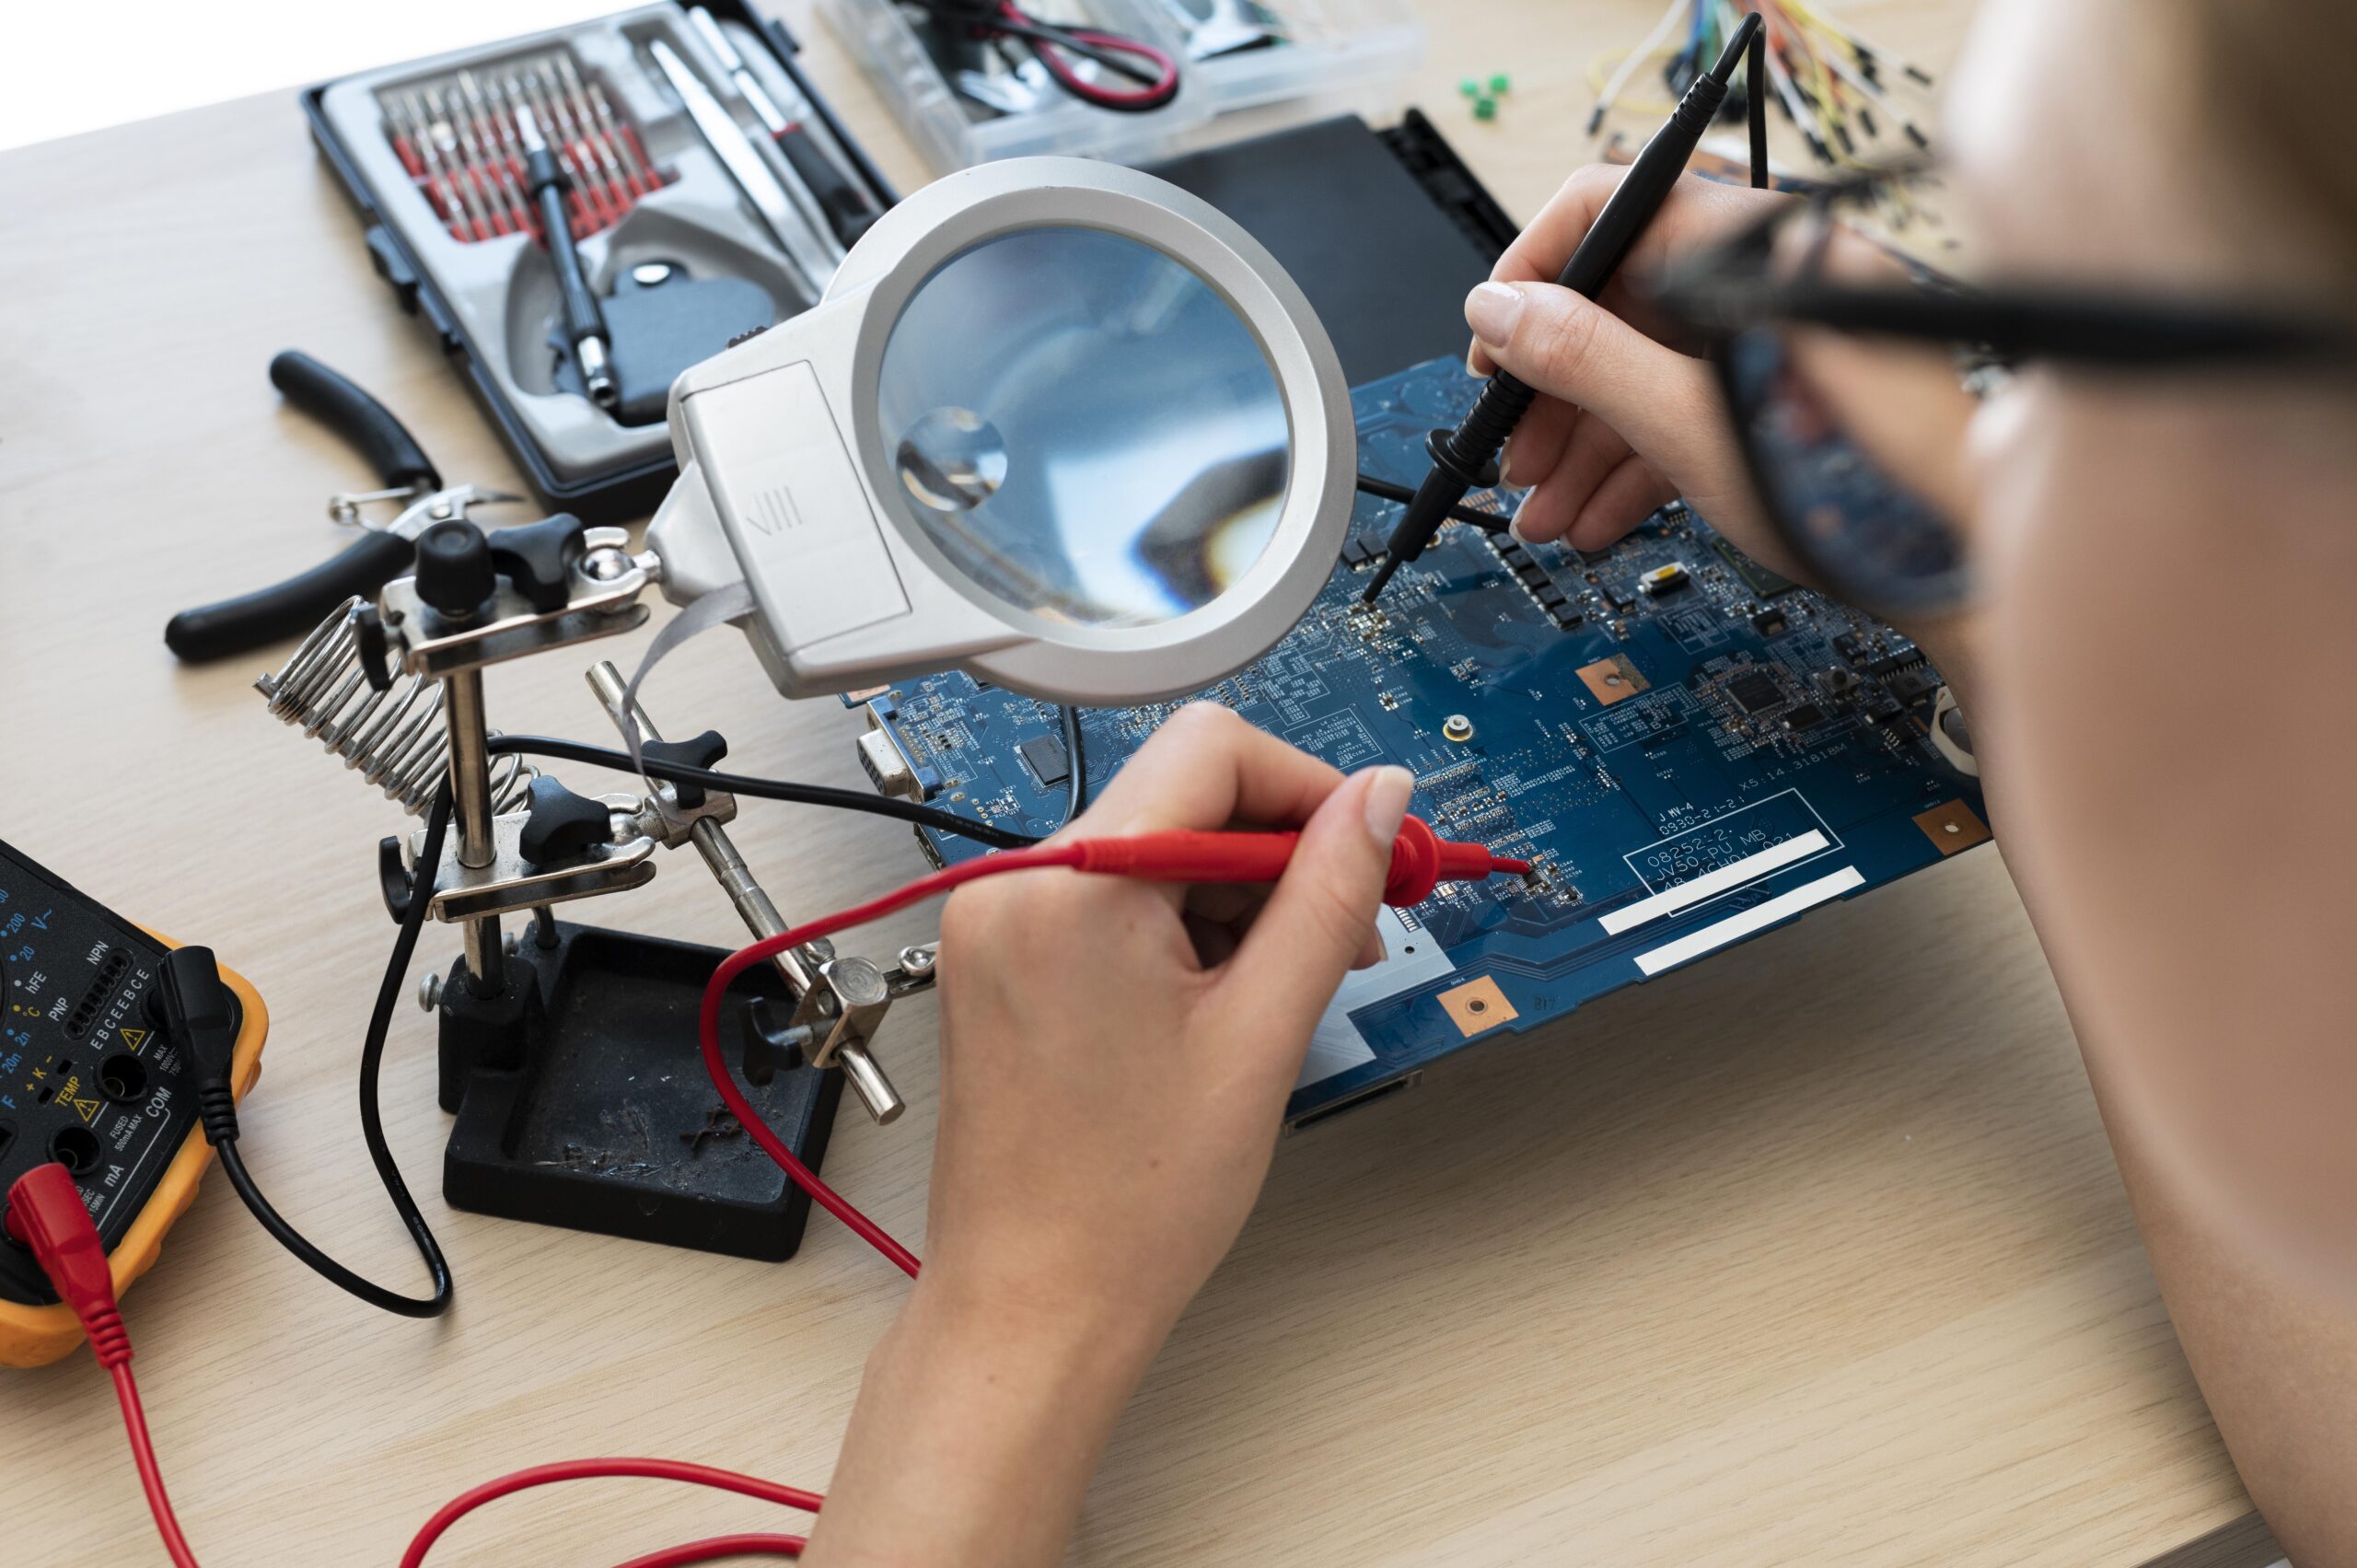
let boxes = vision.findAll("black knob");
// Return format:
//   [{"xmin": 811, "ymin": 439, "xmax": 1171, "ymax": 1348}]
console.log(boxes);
[
  {"xmin": 413, "ymin": 520, "xmax": 496, "ymax": 619},
  {"xmin": 642, "ymin": 728, "xmax": 730, "ymax": 811},
  {"xmin": 742, "ymin": 994, "xmax": 811, "ymax": 1086},
  {"xmin": 517, "ymin": 775, "xmax": 613, "ymax": 866},
  {"xmin": 354, "ymin": 603, "xmax": 394, "ymax": 692},
  {"xmin": 488, "ymin": 515, "xmax": 588, "ymax": 613}
]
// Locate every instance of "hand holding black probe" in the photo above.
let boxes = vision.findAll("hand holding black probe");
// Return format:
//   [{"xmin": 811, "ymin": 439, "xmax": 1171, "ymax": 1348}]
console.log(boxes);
[{"xmin": 1361, "ymin": 11, "xmax": 1767, "ymax": 602}]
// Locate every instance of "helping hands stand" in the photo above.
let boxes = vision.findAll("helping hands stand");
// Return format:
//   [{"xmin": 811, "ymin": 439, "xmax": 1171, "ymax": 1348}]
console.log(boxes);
[{"xmin": 259, "ymin": 512, "xmax": 929, "ymax": 1260}]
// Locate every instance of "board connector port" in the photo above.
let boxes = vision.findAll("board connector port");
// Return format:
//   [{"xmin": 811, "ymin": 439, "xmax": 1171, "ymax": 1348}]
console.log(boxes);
[
  {"xmin": 858, "ymin": 726, "xmax": 928, "ymax": 803},
  {"xmin": 64, "ymin": 949, "xmax": 132, "ymax": 1040}
]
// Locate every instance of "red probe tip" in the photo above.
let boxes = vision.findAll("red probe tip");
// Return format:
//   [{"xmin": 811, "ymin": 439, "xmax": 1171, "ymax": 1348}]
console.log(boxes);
[{"xmin": 1384, "ymin": 815, "xmax": 1527, "ymax": 905}]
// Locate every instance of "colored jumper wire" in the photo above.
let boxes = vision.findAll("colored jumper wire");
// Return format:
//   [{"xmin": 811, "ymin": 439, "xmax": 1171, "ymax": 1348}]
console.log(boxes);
[{"xmin": 1361, "ymin": 10, "xmax": 1769, "ymax": 604}]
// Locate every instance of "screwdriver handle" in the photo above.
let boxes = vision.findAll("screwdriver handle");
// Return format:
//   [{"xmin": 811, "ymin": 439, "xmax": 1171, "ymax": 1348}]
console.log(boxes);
[
  {"xmin": 773, "ymin": 125, "xmax": 880, "ymax": 245},
  {"xmin": 269, "ymin": 351, "xmax": 439, "ymax": 491},
  {"xmin": 522, "ymin": 141, "xmax": 608, "ymax": 352}
]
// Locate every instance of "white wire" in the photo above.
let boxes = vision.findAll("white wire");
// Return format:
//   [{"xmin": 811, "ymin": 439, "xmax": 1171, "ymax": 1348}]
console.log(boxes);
[{"xmin": 1594, "ymin": 0, "xmax": 1697, "ymax": 130}]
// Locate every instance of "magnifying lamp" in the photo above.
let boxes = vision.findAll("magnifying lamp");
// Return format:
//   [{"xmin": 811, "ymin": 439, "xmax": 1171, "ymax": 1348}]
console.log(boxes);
[{"xmin": 646, "ymin": 157, "xmax": 1355, "ymax": 706}]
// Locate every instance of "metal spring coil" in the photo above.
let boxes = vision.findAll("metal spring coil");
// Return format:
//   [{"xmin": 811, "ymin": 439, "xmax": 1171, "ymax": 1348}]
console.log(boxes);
[{"xmin": 255, "ymin": 597, "xmax": 537, "ymax": 818}]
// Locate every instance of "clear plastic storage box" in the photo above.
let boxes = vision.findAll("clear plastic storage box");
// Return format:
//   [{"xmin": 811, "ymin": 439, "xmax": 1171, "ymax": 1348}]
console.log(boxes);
[{"xmin": 819, "ymin": 0, "xmax": 1423, "ymax": 171}]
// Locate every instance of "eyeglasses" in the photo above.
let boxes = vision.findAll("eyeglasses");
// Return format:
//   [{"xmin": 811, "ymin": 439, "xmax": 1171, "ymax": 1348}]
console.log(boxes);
[{"xmin": 1649, "ymin": 163, "xmax": 2357, "ymax": 618}]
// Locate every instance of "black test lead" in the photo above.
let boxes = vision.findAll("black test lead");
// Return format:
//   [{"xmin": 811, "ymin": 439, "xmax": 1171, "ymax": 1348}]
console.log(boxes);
[
  {"xmin": 515, "ymin": 102, "xmax": 619, "ymax": 411},
  {"xmin": 1362, "ymin": 10, "xmax": 1768, "ymax": 604}
]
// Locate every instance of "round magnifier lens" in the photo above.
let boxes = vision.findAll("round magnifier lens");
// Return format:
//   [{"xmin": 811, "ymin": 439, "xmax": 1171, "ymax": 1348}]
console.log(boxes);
[
  {"xmin": 875, "ymin": 226, "xmax": 1292, "ymax": 629},
  {"xmin": 1726, "ymin": 326, "xmax": 1973, "ymax": 614}
]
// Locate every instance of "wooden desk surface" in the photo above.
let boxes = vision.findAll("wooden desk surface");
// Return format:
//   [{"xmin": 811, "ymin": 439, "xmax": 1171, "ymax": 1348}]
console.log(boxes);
[{"xmin": 0, "ymin": 4, "xmax": 2249, "ymax": 1563}]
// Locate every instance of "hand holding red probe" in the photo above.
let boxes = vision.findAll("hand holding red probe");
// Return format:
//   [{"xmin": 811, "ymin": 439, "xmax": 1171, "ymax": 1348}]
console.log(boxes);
[{"xmin": 791, "ymin": 705, "xmax": 1519, "ymax": 1565}]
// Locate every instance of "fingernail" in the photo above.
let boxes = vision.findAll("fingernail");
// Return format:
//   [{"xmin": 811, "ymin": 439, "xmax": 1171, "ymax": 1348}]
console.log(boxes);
[
  {"xmin": 1464, "ymin": 282, "xmax": 1523, "ymax": 347},
  {"xmin": 1363, "ymin": 765, "xmax": 1414, "ymax": 849},
  {"xmin": 1508, "ymin": 494, "xmax": 1538, "ymax": 544}
]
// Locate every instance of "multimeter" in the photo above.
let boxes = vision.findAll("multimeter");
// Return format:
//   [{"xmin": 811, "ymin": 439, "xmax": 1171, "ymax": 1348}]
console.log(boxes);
[{"xmin": 0, "ymin": 839, "xmax": 268, "ymax": 1367}]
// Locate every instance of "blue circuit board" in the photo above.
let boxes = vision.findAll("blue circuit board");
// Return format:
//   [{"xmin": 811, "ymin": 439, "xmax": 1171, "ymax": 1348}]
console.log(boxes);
[{"xmin": 853, "ymin": 357, "xmax": 1988, "ymax": 1124}]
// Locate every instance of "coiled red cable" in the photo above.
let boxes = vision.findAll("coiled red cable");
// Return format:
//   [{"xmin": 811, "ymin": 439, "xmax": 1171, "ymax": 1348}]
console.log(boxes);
[{"xmin": 401, "ymin": 1458, "xmax": 820, "ymax": 1567}]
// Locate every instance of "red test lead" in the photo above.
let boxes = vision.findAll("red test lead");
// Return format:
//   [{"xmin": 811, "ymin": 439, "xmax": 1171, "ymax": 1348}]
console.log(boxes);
[
  {"xmin": 1067, "ymin": 814, "xmax": 1529, "ymax": 908},
  {"xmin": 7, "ymin": 1162, "xmax": 204, "ymax": 1568},
  {"xmin": 694, "ymin": 817, "xmax": 1529, "ymax": 1279}
]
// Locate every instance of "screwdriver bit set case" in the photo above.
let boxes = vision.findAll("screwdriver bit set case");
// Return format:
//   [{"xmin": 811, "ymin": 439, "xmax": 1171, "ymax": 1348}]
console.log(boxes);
[{"xmin": 305, "ymin": 3, "xmax": 896, "ymax": 520}]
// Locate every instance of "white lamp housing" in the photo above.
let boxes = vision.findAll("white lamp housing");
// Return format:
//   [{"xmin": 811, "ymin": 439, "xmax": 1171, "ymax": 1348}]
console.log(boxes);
[{"xmin": 646, "ymin": 157, "xmax": 1355, "ymax": 706}]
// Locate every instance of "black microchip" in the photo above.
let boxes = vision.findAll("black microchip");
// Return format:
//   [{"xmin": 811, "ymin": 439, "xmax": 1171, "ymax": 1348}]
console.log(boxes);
[
  {"xmin": 1538, "ymin": 586, "xmax": 1569, "ymax": 608},
  {"xmin": 1750, "ymin": 609, "xmax": 1788, "ymax": 637},
  {"xmin": 1887, "ymin": 665, "xmax": 1942, "ymax": 704},
  {"xmin": 1018, "ymin": 734, "xmax": 1070, "ymax": 788},
  {"xmin": 1781, "ymin": 703, "xmax": 1827, "ymax": 732},
  {"xmin": 1551, "ymin": 610, "xmax": 1585, "ymax": 630},
  {"xmin": 1727, "ymin": 670, "xmax": 1783, "ymax": 714},
  {"xmin": 1833, "ymin": 633, "xmax": 1870, "ymax": 666}
]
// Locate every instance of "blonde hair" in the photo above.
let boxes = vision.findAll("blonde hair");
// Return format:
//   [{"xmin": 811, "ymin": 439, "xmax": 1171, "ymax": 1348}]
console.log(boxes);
[{"xmin": 2189, "ymin": 0, "xmax": 2357, "ymax": 302}]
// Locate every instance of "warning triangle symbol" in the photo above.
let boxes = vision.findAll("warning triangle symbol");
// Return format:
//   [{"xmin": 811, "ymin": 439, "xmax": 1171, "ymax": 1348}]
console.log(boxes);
[
  {"xmin": 120, "ymin": 1027, "xmax": 149, "ymax": 1051},
  {"xmin": 70, "ymin": 1096, "xmax": 101, "ymax": 1124}
]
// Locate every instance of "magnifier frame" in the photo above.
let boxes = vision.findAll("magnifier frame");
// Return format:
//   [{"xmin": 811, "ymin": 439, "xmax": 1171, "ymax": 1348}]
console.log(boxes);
[{"xmin": 654, "ymin": 157, "xmax": 1355, "ymax": 705}]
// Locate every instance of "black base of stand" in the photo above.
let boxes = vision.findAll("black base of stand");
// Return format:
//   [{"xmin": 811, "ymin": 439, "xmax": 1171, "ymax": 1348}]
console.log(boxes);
[{"xmin": 436, "ymin": 919, "xmax": 843, "ymax": 1262}]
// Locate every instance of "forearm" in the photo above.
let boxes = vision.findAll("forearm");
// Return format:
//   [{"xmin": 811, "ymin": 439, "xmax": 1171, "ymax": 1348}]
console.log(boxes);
[{"xmin": 800, "ymin": 1278, "xmax": 1164, "ymax": 1567}]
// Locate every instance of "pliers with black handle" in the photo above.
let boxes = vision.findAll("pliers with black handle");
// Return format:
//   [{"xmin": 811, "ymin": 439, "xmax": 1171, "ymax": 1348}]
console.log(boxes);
[{"xmin": 164, "ymin": 352, "xmax": 520, "ymax": 662}]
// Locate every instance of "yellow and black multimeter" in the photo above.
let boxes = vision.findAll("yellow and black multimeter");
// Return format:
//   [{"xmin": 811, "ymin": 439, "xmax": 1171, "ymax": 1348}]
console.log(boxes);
[{"xmin": 1, "ymin": 839, "xmax": 268, "ymax": 1367}]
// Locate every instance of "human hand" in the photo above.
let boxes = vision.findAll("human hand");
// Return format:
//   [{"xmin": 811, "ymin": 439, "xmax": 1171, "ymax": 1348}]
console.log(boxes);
[
  {"xmin": 1467, "ymin": 165, "xmax": 1794, "ymax": 565},
  {"xmin": 923, "ymin": 703, "xmax": 1411, "ymax": 1347},
  {"xmin": 799, "ymin": 708, "xmax": 1414, "ymax": 1568}
]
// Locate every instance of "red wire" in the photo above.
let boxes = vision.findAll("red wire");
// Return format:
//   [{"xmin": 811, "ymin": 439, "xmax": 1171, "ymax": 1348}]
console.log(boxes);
[
  {"xmin": 694, "ymin": 843, "xmax": 1088, "ymax": 1276},
  {"xmin": 995, "ymin": 2, "xmax": 1179, "ymax": 111},
  {"xmin": 75, "ymin": 834, "xmax": 1516, "ymax": 1568},
  {"xmin": 609, "ymin": 1534, "xmax": 806, "ymax": 1567},
  {"xmin": 401, "ymin": 1458, "xmax": 822, "ymax": 1568},
  {"xmin": 110, "ymin": 1364, "xmax": 203, "ymax": 1568}
]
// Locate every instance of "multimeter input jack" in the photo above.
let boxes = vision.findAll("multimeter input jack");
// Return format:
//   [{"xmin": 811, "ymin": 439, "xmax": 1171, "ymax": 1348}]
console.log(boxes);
[
  {"xmin": 98, "ymin": 1054, "xmax": 149, "ymax": 1106},
  {"xmin": 47, "ymin": 1126, "xmax": 101, "ymax": 1178}
]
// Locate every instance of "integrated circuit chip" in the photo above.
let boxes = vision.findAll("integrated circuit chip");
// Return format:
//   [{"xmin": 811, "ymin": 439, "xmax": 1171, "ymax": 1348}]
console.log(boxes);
[
  {"xmin": 1017, "ymin": 734, "xmax": 1070, "ymax": 788},
  {"xmin": 1727, "ymin": 669, "xmax": 1784, "ymax": 714}
]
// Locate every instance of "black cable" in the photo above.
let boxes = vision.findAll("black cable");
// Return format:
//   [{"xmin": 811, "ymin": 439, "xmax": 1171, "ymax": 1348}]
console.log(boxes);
[
  {"xmin": 1747, "ymin": 24, "xmax": 1769, "ymax": 191},
  {"xmin": 1355, "ymin": 473, "xmax": 1508, "ymax": 531},
  {"xmin": 204, "ymin": 786, "xmax": 457, "ymax": 1318},
  {"xmin": 485, "ymin": 734, "xmax": 1042, "ymax": 850},
  {"xmin": 1058, "ymin": 705, "xmax": 1089, "ymax": 824}
]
